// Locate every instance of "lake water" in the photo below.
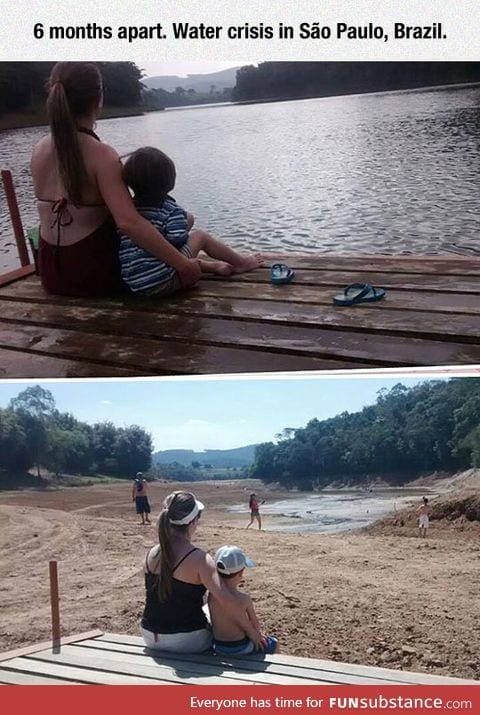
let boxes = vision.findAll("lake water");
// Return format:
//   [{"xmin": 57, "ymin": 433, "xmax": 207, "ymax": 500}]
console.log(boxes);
[
  {"xmin": 1, "ymin": 84, "xmax": 479, "ymax": 273},
  {"xmin": 229, "ymin": 489, "xmax": 434, "ymax": 534}
]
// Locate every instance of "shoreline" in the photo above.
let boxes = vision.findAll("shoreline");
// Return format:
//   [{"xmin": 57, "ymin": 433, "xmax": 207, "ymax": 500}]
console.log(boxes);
[
  {"xmin": 0, "ymin": 106, "xmax": 145, "ymax": 132},
  {"xmin": 2, "ymin": 80, "xmax": 478, "ymax": 132}
]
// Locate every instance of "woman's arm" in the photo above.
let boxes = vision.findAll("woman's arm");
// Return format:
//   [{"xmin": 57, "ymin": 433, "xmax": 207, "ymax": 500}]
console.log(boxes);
[
  {"xmin": 198, "ymin": 553, "xmax": 265, "ymax": 649},
  {"xmin": 94, "ymin": 144, "xmax": 202, "ymax": 287}
]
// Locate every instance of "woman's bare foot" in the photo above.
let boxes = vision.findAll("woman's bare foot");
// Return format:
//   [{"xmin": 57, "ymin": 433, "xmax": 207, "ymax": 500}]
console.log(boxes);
[
  {"xmin": 232, "ymin": 253, "xmax": 264, "ymax": 273},
  {"xmin": 199, "ymin": 259, "xmax": 234, "ymax": 276}
]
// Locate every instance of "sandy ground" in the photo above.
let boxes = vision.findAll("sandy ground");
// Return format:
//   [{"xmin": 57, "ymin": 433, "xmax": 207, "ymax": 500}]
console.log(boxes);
[{"xmin": 0, "ymin": 479, "xmax": 479, "ymax": 681}]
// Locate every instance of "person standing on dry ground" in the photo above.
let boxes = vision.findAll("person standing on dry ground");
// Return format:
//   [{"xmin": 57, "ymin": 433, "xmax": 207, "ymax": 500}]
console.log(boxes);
[
  {"xmin": 247, "ymin": 493, "xmax": 265, "ymax": 530},
  {"xmin": 140, "ymin": 491, "xmax": 266, "ymax": 653},
  {"xmin": 132, "ymin": 472, "xmax": 151, "ymax": 525},
  {"xmin": 417, "ymin": 496, "xmax": 430, "ymax": 538}
]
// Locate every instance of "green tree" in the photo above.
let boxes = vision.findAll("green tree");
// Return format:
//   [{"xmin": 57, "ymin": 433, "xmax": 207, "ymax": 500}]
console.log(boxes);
[
  {"xmin": 9, "ymin": 386, "xmax": 56, "ymax": 477},
  {"xmin": 0, "ymin": 408, "xmax": 33, "ymax": 472},
  {"xmin": 113, "ymin": 425, "xmax": 152, "ymax": 476}
]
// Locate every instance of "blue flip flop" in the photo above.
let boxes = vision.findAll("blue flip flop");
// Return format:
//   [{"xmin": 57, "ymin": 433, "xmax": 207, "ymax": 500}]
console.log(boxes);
[
  {"xmin": 333, "ymin": 283, "xmax": 386, "ymax": 306},
  {"xmin": 271, "ymin": 263, "xmax": 295, "ymax": 285}
]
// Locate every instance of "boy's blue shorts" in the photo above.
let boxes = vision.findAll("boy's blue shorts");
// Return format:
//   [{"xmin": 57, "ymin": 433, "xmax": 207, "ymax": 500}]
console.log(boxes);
[{"xmin": 214, "ymin": 635, "xmax": 277, "ymax": 655}]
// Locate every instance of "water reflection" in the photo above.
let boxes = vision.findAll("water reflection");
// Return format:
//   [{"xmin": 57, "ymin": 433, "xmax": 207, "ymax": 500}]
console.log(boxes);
[{"xmin": 1, "ymin": 84, "xmax": 479, "ymax": 272}]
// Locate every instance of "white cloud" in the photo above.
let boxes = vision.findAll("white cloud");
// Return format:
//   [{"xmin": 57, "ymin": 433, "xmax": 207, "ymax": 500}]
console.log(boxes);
[{"xmin": 152, "ymin": 418, "xmax": 263, "ymax": 452}]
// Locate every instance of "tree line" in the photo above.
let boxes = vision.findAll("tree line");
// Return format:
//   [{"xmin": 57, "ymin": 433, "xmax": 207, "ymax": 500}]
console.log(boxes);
[
  {"xmin": 233, "ymin": 62, "xmax": 480, "ymax": 101},
  {"xmin": 251, "ymin": 379, "xmax": 480, "ymax": 490},
  {"xmin": 0, "ymin": 62, "xmax": 143, "ymax": 116},
  {"xmin": 0, "ymin": 386, "xmax": 152, "ymax": 481},
  {"xmin": 149, "ymin": 462, "xmax": 249, "ymax": 481}
]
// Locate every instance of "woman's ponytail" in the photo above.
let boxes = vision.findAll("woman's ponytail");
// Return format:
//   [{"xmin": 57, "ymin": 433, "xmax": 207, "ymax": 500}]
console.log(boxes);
[{"xmin": 46, "ymin": 63, "xmax": 102, "ymax": 206}]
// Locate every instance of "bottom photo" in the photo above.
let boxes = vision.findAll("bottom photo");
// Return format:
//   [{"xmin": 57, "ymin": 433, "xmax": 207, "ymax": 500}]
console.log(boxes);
[{"xmin": 0, "ymin": 374, "xmax": 479, "ymax": 689}]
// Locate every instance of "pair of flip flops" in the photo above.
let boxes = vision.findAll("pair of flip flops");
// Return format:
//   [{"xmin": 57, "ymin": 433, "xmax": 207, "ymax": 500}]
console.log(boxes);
[
  {"xmin": 333, "ymin": 283, "xmax": 386, "ymax": 306},
  {"xmin": 271, "ymin": 263, "xmax": 295, "ymax": 285}
]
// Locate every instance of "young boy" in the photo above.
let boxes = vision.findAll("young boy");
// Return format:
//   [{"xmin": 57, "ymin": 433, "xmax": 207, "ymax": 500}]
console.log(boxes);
[
  {"xmin": 208, "ymin": 545, "xmax": 277, "ymax": 655},
  {"xmin": 119, "ymin": 147, "xmax": 263, "ymax": 295}
]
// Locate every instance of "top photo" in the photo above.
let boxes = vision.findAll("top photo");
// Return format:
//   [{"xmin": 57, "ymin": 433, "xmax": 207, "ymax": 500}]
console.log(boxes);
[{"xmin": 0, "ymin": 61, "xmax": 479, "ymax": 377}]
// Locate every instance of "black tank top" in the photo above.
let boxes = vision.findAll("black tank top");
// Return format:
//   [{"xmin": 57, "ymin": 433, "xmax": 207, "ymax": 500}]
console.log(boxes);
[{"xmin": 141, "ymin": 547, "xmax": 207, "ymax": 634}]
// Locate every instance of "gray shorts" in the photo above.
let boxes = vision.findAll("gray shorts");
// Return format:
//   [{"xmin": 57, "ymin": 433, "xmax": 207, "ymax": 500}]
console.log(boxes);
[{"xmin": 141, "ymin": 625, "xmax": 212, "ymax": 654}]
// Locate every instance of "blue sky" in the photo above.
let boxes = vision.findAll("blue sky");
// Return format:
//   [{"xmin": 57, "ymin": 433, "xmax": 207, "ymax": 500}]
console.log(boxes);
[{"xmin": 0, "ymin": 376, "xmax": 445, "ymax": 452}]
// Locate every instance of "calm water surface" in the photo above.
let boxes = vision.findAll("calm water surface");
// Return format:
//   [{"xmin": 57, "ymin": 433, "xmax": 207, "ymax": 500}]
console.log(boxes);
[{"xmin": 1, "ymin": 84, "xmax": 479, "ymax": 272}]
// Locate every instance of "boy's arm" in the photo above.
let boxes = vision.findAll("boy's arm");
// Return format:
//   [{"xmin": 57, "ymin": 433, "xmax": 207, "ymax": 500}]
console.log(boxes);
[
  {"xmin": 198, "ymin": 554, "xmax": 265, "ymax": 650},
  {"xmin": 244, "ymin": 594, "xmax": 261, "ymax": 632},
  {"xmin": 164, "ymin": 205, "xmax": 190, "ymax": 247}
]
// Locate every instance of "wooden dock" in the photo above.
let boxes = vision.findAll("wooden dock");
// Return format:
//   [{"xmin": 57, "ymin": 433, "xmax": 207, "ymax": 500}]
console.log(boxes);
[
  {"xmin": 0, "ymin": 254, "xmax": 479, "ymax": 377},
  {"xmin": 1, "ymin": 631, "xmax": 477, "ymax": 685}
]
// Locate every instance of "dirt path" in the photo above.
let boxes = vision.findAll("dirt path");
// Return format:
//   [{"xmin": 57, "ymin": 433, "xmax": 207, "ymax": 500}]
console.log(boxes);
[{"xmin": 0, "ymin": 480, "xmax": 478, "ymax": 681}]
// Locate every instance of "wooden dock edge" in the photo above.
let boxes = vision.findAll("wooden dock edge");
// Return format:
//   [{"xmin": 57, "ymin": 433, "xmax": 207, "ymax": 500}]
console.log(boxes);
[
  {"xmin": 0, "ymin": 629, "xmax": 104, "ymax": 663},
  {"xmin": 0, "ymin": 265, "xmax": 36, "ymax": 288}
]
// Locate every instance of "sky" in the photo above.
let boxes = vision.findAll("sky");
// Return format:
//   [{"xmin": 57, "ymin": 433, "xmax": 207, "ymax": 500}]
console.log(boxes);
[
  {"xmin": 139, "ymin": 62, "xmax": 242, "ymax": 79},
  {"xmin": 0, "ymin": 375, "xmax": 446, "ymax": 453}
]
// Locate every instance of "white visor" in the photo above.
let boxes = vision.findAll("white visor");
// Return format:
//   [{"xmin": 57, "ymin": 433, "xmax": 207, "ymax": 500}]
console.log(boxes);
[{"xmin": 169, "ymin": 498, "xmax": 204, "ymax": 525}]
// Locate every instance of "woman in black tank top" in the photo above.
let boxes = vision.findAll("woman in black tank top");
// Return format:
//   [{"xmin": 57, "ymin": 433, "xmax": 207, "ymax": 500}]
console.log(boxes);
[{"xmin": 140, "ymin": 491, "xmax": 212, "ymax": 653}]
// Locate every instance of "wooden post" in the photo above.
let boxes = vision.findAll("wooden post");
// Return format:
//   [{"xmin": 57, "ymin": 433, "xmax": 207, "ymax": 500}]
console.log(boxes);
[
  {"xmin": 1, "ymin": 169, "xmax": 31, "ymax": 267},
  {"xmin": 49, "ymin": 560, "xmax": 61, "ymax": 650}
]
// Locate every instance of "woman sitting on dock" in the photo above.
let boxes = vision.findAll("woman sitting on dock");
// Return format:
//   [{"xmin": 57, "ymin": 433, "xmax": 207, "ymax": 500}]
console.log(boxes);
[
  {"xmin": 141, "ymin": 491, "xmax": 265, "ymax": 653},
  {"xmin": 30, "ymin": 62, "xmax": 202, "ymax": 297}
]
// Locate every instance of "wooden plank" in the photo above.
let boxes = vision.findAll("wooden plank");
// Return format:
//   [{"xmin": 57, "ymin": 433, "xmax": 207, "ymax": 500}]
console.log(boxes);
[
  {"xmin": 0, "ymin": 630, "xmax": 103, "ymax": 663},
  {"xmin": 0, "ymin": 347, "xmax": 153, "ymax": 378},
  {"xmin": 0, "ymin": 657, "xmax": 175, "ymax": 685},
  {"xmin": 76, "ymin": 639, "xmax": 404, "ymax": 686},
  {"xmin": 265, "ymin": 254, "xmax": 480, "ymax": 276},
  {"xmin": 3, "ymin": 301, "xmax": 480, "ymax": 367},
  {"xmin": 0, "ymin": 265, "xmax": 35, "ymax": 287},
  {"xmin": 3, "ymin": 275, "xmax": 479, "ymax": 315},
  {"xmin": 28, "ymin": 647, "xmax": 256, "ymax": 685},
  {"xmin": 44, "ymin": 643, "xmax": 388, "ymax": 685},
  {"xmin": 3, "ymin": 275, "xmax": 480, "ymax": 314},
  {"xmin": 0, "ymin": 669, "xmax": 73, "ymax": 685},
  {"xmin": 162, "ymin": 296, "xmax": 480, "ymax": 342},
  {"xmin": 194, "ymin": 282, "xmax": 480, "ymax": 315},
  {"xmin": 1, "ymin": 280, "xmax": 480, "ymax": 341},
  {"xmin": 0, "ymin": 322, "xmax": 373, "ymax": 374},
  {"xmin": 214, "ymin": 269, "xmax": 480, "ymax": 293},
  {"xmin": 97, "ymin": 633, "xmax": 477, "ymax": 685}
]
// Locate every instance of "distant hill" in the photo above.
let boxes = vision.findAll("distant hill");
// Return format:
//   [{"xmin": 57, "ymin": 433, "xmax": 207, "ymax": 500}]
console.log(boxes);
[
  {"xmin": 152, "ymin": 444, "xmax": 258, "ymax": 468},
  {"xmin": 143, "ymin": 67, "xmax": 240, "ymax": 93}
]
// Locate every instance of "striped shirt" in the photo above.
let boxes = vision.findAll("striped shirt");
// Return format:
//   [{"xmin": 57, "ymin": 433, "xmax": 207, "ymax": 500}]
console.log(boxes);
[{"xmin": 118, "ymin": 197, "xmax": 189, "ymax": 293}]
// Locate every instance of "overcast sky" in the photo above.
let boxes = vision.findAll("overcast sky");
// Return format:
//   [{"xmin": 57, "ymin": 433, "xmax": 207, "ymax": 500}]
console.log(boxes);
[
  {"xmin": 139, "ymin": 62, "xmax": 242, "ymax": 79},
  {"xmin": 0, "ymin": 376, "xmax": 443, "ymax": 453}
]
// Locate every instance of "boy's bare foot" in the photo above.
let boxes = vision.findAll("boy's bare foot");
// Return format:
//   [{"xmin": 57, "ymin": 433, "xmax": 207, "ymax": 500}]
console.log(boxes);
[{"xmin": 232, "ymin": 253, "xmax": 264, "ymax": 273}]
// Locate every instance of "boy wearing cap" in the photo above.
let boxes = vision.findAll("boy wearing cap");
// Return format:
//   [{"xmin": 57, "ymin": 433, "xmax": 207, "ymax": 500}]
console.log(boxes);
[{"xmin": 208, "ymin": 545, "xmax": 278, "ymax": 655}]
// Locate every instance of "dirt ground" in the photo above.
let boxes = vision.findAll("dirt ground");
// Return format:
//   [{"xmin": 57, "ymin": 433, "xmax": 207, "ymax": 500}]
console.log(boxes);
[{"xmin": 0, "ymin": 479, "xmax": 479, "ymax": 680}]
